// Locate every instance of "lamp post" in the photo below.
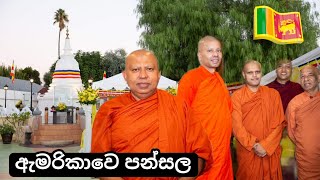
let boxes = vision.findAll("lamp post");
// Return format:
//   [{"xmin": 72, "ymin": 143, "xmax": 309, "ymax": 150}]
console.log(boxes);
[
  {"xmin": 4, "ymin": 84, "xmax": 8, "ymax": 108},
  {"xmin": 30, "ymin": 79, "xmax": 34, "ymax": 112},
  {"xmin": 88, "ymin": 78, "xmax": 93, "ymax": 87}
]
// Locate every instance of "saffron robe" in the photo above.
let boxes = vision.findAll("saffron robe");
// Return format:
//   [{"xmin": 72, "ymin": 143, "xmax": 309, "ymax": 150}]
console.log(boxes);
[
  {"xmin": 91, "ymin": 90, "xmax": 212, "ymax": 180},
  {"xmin": 232, "ymin": 86, "xmax": 285, "ymax": 180},
  {"xmin": 267, "ymin": 80, "xmax": 303, "ymax": 111},
  {"xmin": 178, "ymin": 66, "xmax": 233, "ymax": 180},
  {"xmin": 286, "ymin": 92, "xmax": 320, "ymax": 180}
]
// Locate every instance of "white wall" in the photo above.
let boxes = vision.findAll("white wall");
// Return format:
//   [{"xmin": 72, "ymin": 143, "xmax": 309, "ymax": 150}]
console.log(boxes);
[{"xmin": 0, "ymin": 89, "xmax": 37, "ymax": 109}]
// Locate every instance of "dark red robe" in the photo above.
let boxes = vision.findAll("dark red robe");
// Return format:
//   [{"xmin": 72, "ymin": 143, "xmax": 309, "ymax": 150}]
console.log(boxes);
[{"xmin": 266, "ymin": 80, "xmax": 303, "ymax": 111}]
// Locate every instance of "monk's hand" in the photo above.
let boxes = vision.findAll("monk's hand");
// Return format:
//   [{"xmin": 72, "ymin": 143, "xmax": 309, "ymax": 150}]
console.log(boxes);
[{"xmin": 253, "ymin": 143, "xmax": 267, "ymax": 157}]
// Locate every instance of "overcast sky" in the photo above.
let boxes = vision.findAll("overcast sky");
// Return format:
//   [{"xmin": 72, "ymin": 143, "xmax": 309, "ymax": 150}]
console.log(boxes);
[
  {"xmin": 0, "ymin": 0, "xmax": 319, "ymax": 85},
  {"xmin": 0, "ymin": 0, "xmax": 141, "ymax": 84}
]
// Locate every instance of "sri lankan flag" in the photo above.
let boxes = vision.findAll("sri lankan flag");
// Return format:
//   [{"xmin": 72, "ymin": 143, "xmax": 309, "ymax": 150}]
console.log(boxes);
[{"xmin": 254, "ymin": 6, "xmax": 303, "ymax": 44}]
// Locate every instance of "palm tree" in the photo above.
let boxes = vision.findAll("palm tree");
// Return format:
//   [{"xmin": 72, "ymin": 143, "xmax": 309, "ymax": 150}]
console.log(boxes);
[{"xmin": 53, "ymin": 9, "xmax": 69, "ymax": 59}]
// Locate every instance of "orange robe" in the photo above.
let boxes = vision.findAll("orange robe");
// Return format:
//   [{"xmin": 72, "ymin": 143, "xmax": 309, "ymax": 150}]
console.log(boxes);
[
  {"xmin": 178, "ymin": 66, "xmax": 233, "ymax": 180},
  {"xmin": 286, "ymin": 92, "xmax": 320, "ymax": 180},
  {"xmin": 91, "ymin": 89, "xmax": 212, "ymax": 180},
  {"xmin": 232, "ymin": 86, "xmax": 285, "ymax": 180}
]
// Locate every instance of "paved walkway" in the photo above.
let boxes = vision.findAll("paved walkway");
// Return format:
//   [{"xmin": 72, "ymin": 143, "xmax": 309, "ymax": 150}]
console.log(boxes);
[{"xmin": 0, "ymin": 142, "xmax": 91, "ymax": 180}]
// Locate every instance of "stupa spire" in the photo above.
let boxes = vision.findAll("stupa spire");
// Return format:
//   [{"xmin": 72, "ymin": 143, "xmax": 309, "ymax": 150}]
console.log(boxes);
[{"xmin": 66, "ymin": 26, "xmax": 69, "ymax": 39}]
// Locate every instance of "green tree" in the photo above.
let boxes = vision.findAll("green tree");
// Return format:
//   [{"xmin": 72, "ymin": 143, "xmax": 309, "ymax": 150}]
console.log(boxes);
[
  {"xmin": 53, "ymin": 9, "xmax": 69, "ymax": 59},
  {"xmin": 101, "ymin": 49, "xmax": 127, "ymax": 77},
  {"xmin": 21, "ymin": 67, "xmax": 41, "ymax": 84},
  {"xmin": 0, "ymin": 64, "xmax": 10, "ymax": 77},
  {"xmin": 43, "ymin": 72, "xmax": 52, "ymax": 87},
  {"xmin": 216, "ymin": 0, "xmax": 320, "ymax": 82},
  {"xmin": 0, "ymin": 64, "xmax": 41, "ymax": 84},
  {"xmin": 14, "ymin": 68, "xmax": 25, "ymax": 81},
  {"xmin": 136, "ymin": 0, "xmax": 320, "ymax": 82},
  {"xmin": 137, "ymin": 0, "xmax": 215, "ymax": 80},
  {"xmin": 43, "ymin": 61, "xmax": 57, "ymax": 87},
  {"xmin": 75, "ymin": 51, "xmax": 103, "ymax": 87}
]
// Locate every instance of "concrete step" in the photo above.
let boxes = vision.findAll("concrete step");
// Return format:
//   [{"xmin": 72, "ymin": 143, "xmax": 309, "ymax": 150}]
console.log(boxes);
[
  {"xmin": 40, "ymin": 140, "xmax": 74, "ymax": 147},
  {"xmin": 33, "ymin": 129, "xmax": 83, "ymax": 136},
  {"xmin": 32, "ymin": 123, "xmax": 83, "ymax": 145},
  {"xmin": 39, "ymin": 124, "xmax": 82, "ymax": 130},
  {"xmin": 32, "ymin": 135, "xmax": 81, "ymax": 144}
]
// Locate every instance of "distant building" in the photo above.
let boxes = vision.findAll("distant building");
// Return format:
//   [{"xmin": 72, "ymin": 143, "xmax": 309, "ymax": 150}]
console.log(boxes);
[{"xmin": 0, "ymin": 76, "xmax": 42, "ymax": 109}]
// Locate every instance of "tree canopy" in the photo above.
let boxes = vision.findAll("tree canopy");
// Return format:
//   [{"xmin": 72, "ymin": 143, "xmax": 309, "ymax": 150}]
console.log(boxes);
[
  {"xmin": 136, "ymin": 0, "xmax": 320, "ymax": 82},
  {"xmin": 101, "ymin": 49, "xmax": 126, "ymax": 77},
  {"xmin": 0, "ymin": 64, "xmax": 41, "ymax": 84},
  {"xmin": 53, "ymin": 9, "xmax": 69, "ymax": 59}
]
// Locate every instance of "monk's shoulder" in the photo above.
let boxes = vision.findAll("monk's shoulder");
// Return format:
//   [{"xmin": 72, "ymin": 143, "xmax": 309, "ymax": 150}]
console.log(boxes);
[
  {"xmin": 231, "ymin": 86, "xmax": 245, "ymax": 98},
  {"xmin": 289, "ymin": 92, "xmax": 305, "ymax": 105},
  {"xmin": 184, "ymin": 68, "xmax": 200, "ymax": 77},
  {"xmin": 287, "ymin": 92, "xmax": 306, "ymax": 114},
  {"xmin": 158, "ymin": 90, "xmax": 188, "ymax": 113},
  {"xmin": 159, "ymin": 89, "xmax": 180, "ymax": 103},
  {"xmin": 99, "ymin": 93, "xmax": 130, "ymax": 113},
  {"xmin": 180, "ymin": 68, "xmax": 200, "ymax": 83},
  {"xmin": 261, "ymin": 86, "xmax": 280, "ymax": 96}
]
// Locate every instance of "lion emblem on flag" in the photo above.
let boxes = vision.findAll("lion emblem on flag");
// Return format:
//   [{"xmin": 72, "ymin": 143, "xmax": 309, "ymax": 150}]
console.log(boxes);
[{"xmin": 279, "ymin": 19, "xmax": 296, "ymax": 35}]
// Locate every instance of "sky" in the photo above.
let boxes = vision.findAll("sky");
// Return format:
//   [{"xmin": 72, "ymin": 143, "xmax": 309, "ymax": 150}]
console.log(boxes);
[
  {"xmin": 0, "ymin": 0, "xmax": 319, "ymax": 85},
  {"xmin": 0, "ymin": 0, "xmax": 141, "ymax": 84}
]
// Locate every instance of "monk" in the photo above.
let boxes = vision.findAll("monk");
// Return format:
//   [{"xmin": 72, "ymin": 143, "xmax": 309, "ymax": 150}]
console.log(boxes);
[
  {"xmin": 91, "ymin": 49, "xmax": 212, "ymax": 180},
  {"xmin": 266, "ymin": 59, "xmax": 303, "ymax": 179},
  {"xmin": 267, "ymin": 59, "xmax": 303, "ymax": 111},
  {"xmin": 286, "ymin": 65, "xmax": 320, "ymax": 180},
  {"xmin": 232, "ymin": 60, "xmax": 285, "ymax": 180},
  {"xmin": 178, "ymin": 36, "xmax": 233, "ymax": 180}
]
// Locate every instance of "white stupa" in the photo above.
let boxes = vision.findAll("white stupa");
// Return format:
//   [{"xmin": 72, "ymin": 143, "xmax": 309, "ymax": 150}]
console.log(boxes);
[{"xmin": 37, "ymin": 29, "xmax": 83, "ymax": 122}]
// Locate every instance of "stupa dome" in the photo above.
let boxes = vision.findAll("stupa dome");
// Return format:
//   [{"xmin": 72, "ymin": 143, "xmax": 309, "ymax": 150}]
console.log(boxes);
[{"xmin": 53, "ymin": 30, "xmax": 80, "ymax": 79}]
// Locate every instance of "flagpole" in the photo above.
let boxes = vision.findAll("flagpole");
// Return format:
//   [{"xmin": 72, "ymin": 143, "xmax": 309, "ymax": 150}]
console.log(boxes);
[
  {"xmin": 10, "ymin": 60, "xmax": 16, "ymax": 108},
  {"xmin": 13, "ymin": 83, "xmax": 15, "ymax": 107}
]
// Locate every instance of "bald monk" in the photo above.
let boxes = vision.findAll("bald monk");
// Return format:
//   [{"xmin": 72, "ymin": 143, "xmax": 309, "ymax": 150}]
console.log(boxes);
[
  {"xmin": 178, "ymin": 36, "xmax": 233, "ymax": 180},
  {"xmin": 91, "ymin": 49, "xmax": 212, "ymax": 180},
  {"xmin": 232, "ymin": 60, "xmax": 285, "ymax": 180},
  {"xmin": 286, "ymin": 65, "xmax": 320, "ymax": 179}
]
